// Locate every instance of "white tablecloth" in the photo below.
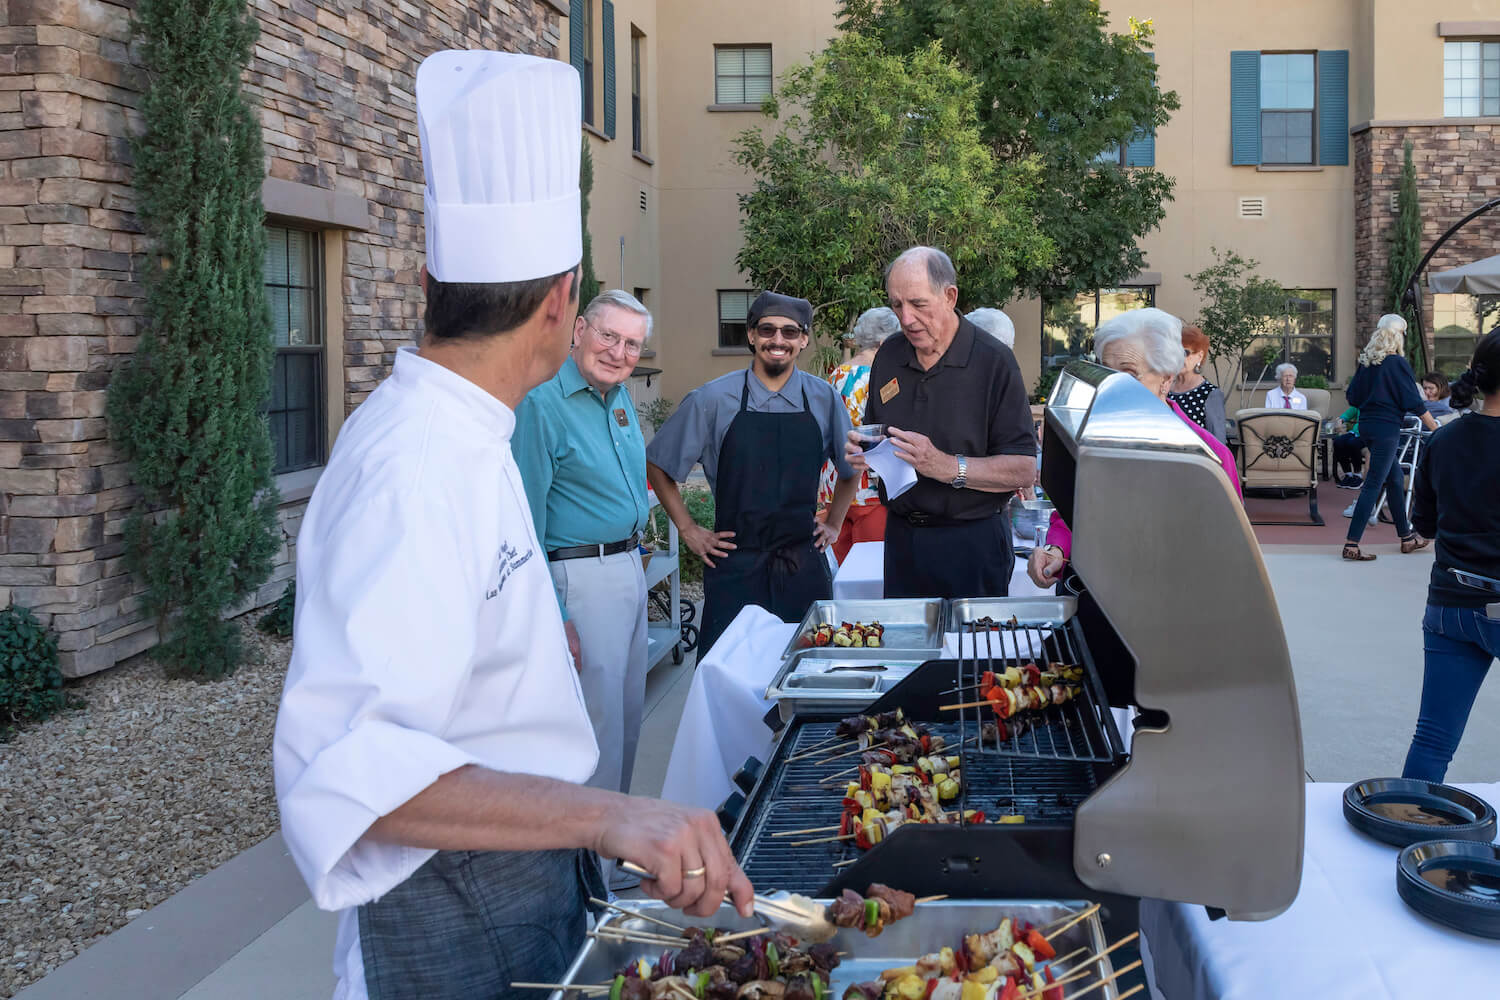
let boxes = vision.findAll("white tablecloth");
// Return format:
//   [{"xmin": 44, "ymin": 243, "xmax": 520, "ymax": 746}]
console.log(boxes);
[
  {"xmin": 831, "ymin": 540, "xmax": 1051, "ymax": 601},
  {"xmin": 658, "ymin": 607, "xmax": 793, "ymax": 811},
  {"xmin": 1139, "ymin": 781, "xmax": 1500, "ymax": 999}
]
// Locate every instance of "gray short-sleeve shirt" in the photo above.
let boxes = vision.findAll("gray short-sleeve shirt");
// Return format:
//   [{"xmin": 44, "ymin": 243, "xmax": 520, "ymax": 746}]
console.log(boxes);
[{"xmin": 646, "ymin": 368, "xmax": 856, "ymax": 492}]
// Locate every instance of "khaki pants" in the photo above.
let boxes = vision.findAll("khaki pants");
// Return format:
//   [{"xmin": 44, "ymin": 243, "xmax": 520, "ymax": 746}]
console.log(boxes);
[{"xmin": 548, "ymin": 549, "xmax": 649, "ymax": 795}]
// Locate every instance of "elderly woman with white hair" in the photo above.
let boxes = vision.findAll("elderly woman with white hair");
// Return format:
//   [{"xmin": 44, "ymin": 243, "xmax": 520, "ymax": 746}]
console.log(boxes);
[
  {"xmin": 1341, "ymin": 314, "xmax": 1439, "ymax": 561},
  {"xmin": 818, "ymin": 306, "xmax": 901, "ymax": 560},
  {"xmin": 965, "ymin": 308, "xmax": 1016, "ymax": 350},
  {"xmin": 1029, "ymin": 307, "xmax": 1242, "ymax": 589},
  {"xmin": 1264, "ymin": 363, "xmax": 1309, "ymax": 410}
]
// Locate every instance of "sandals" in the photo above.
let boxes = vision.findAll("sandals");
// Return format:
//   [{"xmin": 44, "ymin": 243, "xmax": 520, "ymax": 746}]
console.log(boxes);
[
  {"xmin": 1401, "ymin": 534, "xmax": 1432, "ymax": 554},
  {"xmin": 1342, "ymin": 543, "xmax": 1377, "ymax": 562}
]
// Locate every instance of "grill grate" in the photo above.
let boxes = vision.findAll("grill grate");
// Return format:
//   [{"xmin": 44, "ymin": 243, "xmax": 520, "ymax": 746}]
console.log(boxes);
[
  {"xmin": 951, "ymin": 619, "xmax": 1124, "ymax": 764},
  {"xmin": 732, "ymin": 719, "xmax": 1100, "ymax": 895}
]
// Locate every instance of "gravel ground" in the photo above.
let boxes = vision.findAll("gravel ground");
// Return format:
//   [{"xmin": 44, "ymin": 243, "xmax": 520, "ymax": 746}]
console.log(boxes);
[{"xmin": 0, "ymin": 615, "xmax": 289, "ymax": 999}]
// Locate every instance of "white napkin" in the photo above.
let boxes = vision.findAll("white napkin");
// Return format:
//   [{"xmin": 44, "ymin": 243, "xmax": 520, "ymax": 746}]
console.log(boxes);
[{"xmin": 863, "ymin": 439, "xmax": 918, "ymax": 500}]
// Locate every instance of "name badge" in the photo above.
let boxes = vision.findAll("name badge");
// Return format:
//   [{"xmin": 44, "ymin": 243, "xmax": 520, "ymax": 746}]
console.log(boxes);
[
  {"xmin": 614, "ymin": 408, "xmax": 629, "ymax": 427},
  {"xmin": 879, "ymin": 378, "xmax": 900, "ymax": 404}
]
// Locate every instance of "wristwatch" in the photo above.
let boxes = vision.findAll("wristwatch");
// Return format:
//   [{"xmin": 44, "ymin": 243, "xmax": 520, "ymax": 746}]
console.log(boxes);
[{"xmin": 951, "ymin": 454, "xmax": 968, "ymax": 489}]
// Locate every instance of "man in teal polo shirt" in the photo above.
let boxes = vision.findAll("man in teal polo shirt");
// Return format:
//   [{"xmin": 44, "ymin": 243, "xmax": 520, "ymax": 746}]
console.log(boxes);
[{"xmin": 514, "ymin": 291, "xmax": 651, "ymax": 831}]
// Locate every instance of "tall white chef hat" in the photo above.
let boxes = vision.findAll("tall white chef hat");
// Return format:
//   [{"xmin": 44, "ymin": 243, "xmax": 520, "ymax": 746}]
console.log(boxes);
[{"xmin": 416, "ymin": 50, "xmax": 583, "ymax": 284}]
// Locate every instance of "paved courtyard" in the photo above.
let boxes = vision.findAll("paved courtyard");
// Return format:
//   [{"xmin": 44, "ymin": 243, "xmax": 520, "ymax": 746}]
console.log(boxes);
[{"xmin": 15, "ymin": 533, "xmax": 1497, "ymax": 999}]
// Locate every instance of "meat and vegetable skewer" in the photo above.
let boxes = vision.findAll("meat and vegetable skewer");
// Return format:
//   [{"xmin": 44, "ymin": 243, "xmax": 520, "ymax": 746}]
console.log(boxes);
[{"xmin": 800, "ymin": 621, "xmax": 886, "ymax": 648}]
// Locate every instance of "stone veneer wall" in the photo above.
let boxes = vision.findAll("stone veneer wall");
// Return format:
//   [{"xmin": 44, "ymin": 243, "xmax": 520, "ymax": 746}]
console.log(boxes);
[
  {"xmin": 0, "ymin": 0, "xmax": 564, "ymax": 675},
  {"xmin": 1354, "ymin": 122, "xmax": 1500, "ymax": 355}
]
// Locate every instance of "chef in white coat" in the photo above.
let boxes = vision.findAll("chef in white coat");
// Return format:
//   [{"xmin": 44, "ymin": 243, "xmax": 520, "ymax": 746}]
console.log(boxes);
[{"xmin": 273, "ymin": 50, "xmax": 753, "ymax": 1000}]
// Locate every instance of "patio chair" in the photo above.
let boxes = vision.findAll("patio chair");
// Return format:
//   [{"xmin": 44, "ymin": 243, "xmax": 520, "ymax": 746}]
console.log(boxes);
[
  {"xmin": 1300, "ymin": 387, "xmax": 1332, "ymax": 479},
  {"xmin": 1234, "ymin": 408, "xmax": 1325, "ymax": 525}
]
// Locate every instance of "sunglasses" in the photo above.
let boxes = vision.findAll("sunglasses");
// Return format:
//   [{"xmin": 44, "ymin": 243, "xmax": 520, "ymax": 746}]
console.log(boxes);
[{"xmin": 753, "ymin": 324, "xmax": 805, "ymax": 339}]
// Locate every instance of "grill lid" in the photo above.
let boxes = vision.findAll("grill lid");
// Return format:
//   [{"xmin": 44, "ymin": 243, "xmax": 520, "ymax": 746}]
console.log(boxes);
[{"xmin": 1042, "ymin": 362, "xmax": 1306, "ymax": 920}]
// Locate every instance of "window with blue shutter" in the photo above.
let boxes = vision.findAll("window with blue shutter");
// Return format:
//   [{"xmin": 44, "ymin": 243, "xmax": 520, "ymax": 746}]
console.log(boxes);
[
  {"xmin": 1230, "ymin": 51, "xmax": 1261, "ymax": 165},
  {"xmin": 569, "ymin": 0, "xmax": 586, "ymax": 114},
  {"xmin": 1317, "ymin": 50, "xmax": 1349, "ymax": 166},
  {"xmin": 1231, "ymin": 49, "xmax": 1349, "ymax": 166},
  {"xmin": 602, "ymin": 0, "xmax": 616, "ymax": 139},
  {"xmin": 1124, "ymin": 52, "xmax": 1156, "ymax": 166}
]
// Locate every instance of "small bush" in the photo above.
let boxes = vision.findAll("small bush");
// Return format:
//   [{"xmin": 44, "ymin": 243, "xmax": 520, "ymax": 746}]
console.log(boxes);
[
  {"xmin": 258, "ymin": 580, "xmax": 295, "ymax": 638},
  {"xmin": 650, "ymin": 488, "xmax": 716, "ymax": 583},
  {"xmin": 1032, "ymin": 366, "xmax": 1062, "ymax": 405},
  {"xmin": 637, "ymin": 397, "xmax": 676, "ymax": 433},
  {"xmin": 1295, "ymin": 375, "xmax": 1329, "ymax": 390},
  {"xmin": 0, "ymin": 605, "xmax": 67, "ymax": 739}
]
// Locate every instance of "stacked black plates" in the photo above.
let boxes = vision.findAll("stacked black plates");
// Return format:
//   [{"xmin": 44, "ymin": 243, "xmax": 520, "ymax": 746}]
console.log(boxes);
[
  {"xmin": 1397, "ymin": 841, "xmax": 1500, "ymax": 939},
  {"xmin": 1342, "ymin": 778, "xmax": 1497, "ymax": 848}
]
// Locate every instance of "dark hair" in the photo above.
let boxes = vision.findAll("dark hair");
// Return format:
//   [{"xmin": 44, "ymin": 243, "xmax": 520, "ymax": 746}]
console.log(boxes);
[
  {"xmin": 423, "ymin": 263, "xmax": 581, "ymax": 341},
  {"xmin": 1451, "ymin": 329, "xmax": 1500, "ymax": 410},
  {"xmin": 1421, "ymin": 371, "xmax": 1451, "ymax": 400}
]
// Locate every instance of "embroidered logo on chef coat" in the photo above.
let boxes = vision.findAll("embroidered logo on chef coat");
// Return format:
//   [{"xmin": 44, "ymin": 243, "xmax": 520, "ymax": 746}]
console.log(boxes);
[{"xmin": 488, "ymin": 541, "xmax": 535, "ymax": 599}]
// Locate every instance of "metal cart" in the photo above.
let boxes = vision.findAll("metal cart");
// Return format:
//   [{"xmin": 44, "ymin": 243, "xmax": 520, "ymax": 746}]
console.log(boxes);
[{"xmin": 644, "ymin": 490, "xmax": 698, "ymax": 668}]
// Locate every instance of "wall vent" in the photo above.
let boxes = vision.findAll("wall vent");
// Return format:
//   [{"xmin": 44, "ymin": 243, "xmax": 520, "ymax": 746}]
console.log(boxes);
[
  {"xmin": 639, "ymin": 190, "xmax": 648, "ymax": 213},
  {"xmin": 1390, "ymin": 192, "xmax": 1400, "ymax": 212},
  {"xmin": 1238, "ymin": 196, "xmax": 1266, "ymax": 219}
]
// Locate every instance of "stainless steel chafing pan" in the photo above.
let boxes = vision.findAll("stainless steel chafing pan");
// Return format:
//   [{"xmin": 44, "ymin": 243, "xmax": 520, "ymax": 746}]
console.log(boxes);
[
  {"xmin": 783, "ymin": 600, "xmax": 947, "ymax": 661},
  {"xmin": 550, "ymin": 900, "xmax": 1116, "ymax": 1000}
]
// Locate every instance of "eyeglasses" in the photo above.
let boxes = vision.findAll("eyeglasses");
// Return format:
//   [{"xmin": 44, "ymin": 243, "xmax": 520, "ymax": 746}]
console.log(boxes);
[
  {"xmin": 584, "ymin": 320, "xmax": 645, "ymax": 357},
  {"xmin": 754, "ymin": 323, "xmax": 805, "ymax": 340}
]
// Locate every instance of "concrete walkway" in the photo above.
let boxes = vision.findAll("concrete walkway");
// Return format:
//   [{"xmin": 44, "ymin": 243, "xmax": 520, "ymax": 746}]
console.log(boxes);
[{"xmin": 18, "ymin": 546, "xmax": 1498, "ymax": 999}]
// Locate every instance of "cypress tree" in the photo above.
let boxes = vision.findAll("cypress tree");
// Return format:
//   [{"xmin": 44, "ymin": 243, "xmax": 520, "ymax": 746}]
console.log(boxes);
[
  {"xmin": 580, "ymin": 140, "xmax": 601, "ymax": 303},
  {"xmin": 1385, "ymin": 140, "xmax": 1425, "ymax": 367},
  {"xmin": 107, "ymin": 0, "xmax": 279, "ymax": 678}
]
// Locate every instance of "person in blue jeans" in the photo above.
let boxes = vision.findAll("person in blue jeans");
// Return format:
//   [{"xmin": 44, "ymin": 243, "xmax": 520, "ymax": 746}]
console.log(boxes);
[
  {"xmin": 1341, "ymin": 314, "xmax": 1438, "ymax": 561},
  {"xmin": 1402, "ymin": 329, "xmax": 1500, "ymax": 782}
]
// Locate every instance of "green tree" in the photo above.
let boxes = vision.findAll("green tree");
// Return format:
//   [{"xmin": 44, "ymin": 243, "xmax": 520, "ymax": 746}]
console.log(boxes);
[
  {"xmin": 107, "ymin": 0, "xmax": 280, "ymax": 678},
  {"xmin": 1186, "ymin": 249, "xmax": 1289, "ymax": 409},
  {"xmin": 580, "ymin": 140, "xmax": 601, "ymax": 303},
  {"xmin": 842, "ymin": 0, "xmax": 1180, "ymax": 298},
  {"xmin": 1384, "ymin": 140, "xmax": 1425, "ymax": 368},
  {"xmin": 733, "ymin": 33, "xmax": 1053, "ymax": 355}
]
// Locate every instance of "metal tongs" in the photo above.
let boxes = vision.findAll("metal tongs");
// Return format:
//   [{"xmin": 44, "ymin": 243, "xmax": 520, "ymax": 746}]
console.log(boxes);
[{"xmin": 619, "ymin": 863, "xmax": 838, "ymax": 941}]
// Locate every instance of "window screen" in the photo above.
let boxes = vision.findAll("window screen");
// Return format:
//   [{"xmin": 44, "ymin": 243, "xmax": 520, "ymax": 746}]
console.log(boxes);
[
  {"xmin": 717, "ymin": 290, "xmax": 752, "ymax": 349},
  {"xmin": 715, "ymin": 45, "xmax": 771, "ymax": 105},
  {"xmin": 1444, "ymin": 40, "xmax": 1500, "ymax": 117},
  {"xmin": 264, "ymin": 225, "xmax": 325, "ymax": 474},
  {"xmin": 1260, "ymin": 53, "xmax": 1315, "ymax": 164}
]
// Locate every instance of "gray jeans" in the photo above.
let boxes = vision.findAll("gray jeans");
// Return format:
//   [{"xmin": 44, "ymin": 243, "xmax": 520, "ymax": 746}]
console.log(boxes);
[{"xmin": 358, "ymin": 848, "xmax": 604, "ymax": 1000}]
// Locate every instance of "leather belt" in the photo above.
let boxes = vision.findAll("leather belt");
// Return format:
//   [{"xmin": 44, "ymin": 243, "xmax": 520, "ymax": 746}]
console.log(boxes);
[
  {"xmin": 901, "ymin": 510, "xmax": 998, "ymax": 527},
  {"xmin": 547, "ymin": 532, "xmax": 641, "ymax": 562}
]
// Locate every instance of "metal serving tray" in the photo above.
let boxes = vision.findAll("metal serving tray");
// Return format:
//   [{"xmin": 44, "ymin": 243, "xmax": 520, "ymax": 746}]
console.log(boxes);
[
  {"xmin": 948, "ymin": 597, "xmax": 1077, "ymax": 627},
  {"xmin": 764, "ymin": 650, "xmax": 932, "ymax": 723},
  {"xmin": 552, "ymin": 900, "xmax": 1116, "ymax": 1000},
  {"xmin": 783, "ymin": 599, "xmax": 947, "ymax": 661}
]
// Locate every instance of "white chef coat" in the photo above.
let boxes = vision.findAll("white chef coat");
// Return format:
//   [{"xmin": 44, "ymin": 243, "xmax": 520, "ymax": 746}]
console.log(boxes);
[
  {"xmin": 1264, "ymin": 387, "xmax": 1309, "ymax": 410},
  {"xmin": 272, "ymin": 346, "xmax": 599, "ymax": 999}
]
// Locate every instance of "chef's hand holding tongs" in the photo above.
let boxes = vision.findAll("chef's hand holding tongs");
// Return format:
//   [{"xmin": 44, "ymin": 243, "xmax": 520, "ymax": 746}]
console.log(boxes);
[{"xmin": 600, "ymin": 799, "xmax": 755, "ymax": 919}]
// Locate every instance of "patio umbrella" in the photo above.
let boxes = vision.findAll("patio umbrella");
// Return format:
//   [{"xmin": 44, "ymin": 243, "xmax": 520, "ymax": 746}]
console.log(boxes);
[{"xmin": 1428, "ymin": 253, "xmax": 1500, "ymax": 295}]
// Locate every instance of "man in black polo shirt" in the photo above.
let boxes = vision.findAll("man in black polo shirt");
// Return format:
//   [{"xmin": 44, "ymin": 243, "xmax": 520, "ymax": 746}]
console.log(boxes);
[{"xmin": 848, "ymin": 246, "xmax": 1036, "ymax": 598}]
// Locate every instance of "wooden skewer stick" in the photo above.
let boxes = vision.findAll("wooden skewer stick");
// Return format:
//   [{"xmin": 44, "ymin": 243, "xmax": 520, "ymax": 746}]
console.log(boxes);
[
  {"xmin": 713, "ymin": 926, "xmax": 772, "ymax": 944},
  {"xmin": 1044, "ymin": 902, "xmax": 1102, "ymax": 942},
  {"xmin": 1037, "ymin": 905, "xmax": 1097, "ymax": 935},
  {"xmin": 589, "ymin": 928, "xmax": 686, "ymax": 947},
  {"xmin": 1110, "ymin": 985, "xmax": 1145, "ymax": 1000},
  {"xmin": 832, "ymin": 858, "xmax": 858, "ymax": 868},
  {"xmin": 1044, "ymin": 933, "xmax": 1139, "ymax": 991},
  {"xmin": 1058, "ymin": 959, "xmax": 1141, "ymax": 1000},
  {"xmin": 819, "ymin": 765, "xmax": 862, "ymax": 783},
  {"xmin": 939, "ymin": 698, "xmax": 999, "ymax": 712},
  {"xmin": 589, "ymin": 897, "xmax": 687, "ymax": 934},
  {"xmin": 786, "ymin": 739, "xmax": 857, "ymax": 762},
  {"xmin": 1047, "ymin": 945, "xmax": 1089, "ymax": 970},
  {"xmin": 915, "ymin": 894, "xmax": 948, "ymax": 903},
  {"xmin": 789, "ymin": 833, "xmax": 857, "ymax": 847},
  {"xmin": 770, "ymin": 825, "xmax": 842, "ymax": 838}
]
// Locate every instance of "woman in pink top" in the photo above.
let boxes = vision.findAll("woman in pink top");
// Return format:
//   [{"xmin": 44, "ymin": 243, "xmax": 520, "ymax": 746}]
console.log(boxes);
[{"xmin": 1029, "ymin": 308, "xmax": 1242, "ymax": 588}]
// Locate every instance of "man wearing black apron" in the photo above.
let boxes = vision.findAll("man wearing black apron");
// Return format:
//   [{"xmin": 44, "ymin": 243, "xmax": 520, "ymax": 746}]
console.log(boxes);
[{"xmin": 648, "ymin": 292, "xmax": 860, "ymax": 657}]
